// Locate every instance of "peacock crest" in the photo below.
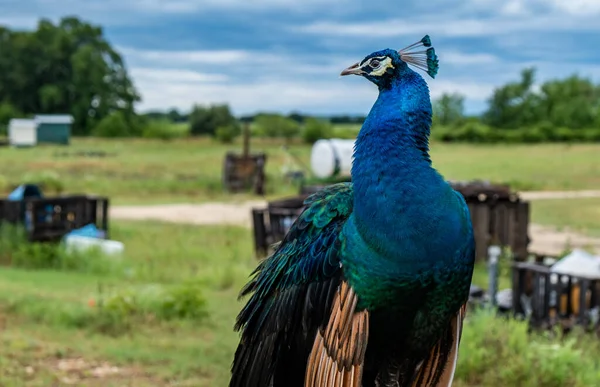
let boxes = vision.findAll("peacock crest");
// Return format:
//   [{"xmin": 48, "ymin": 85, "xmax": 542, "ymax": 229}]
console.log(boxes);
[{"xmin": 398, "ymin": 35, "xmax": 439, "ymax": 79}]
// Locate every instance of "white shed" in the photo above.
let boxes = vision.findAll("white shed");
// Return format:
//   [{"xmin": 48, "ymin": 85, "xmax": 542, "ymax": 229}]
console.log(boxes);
[{"xmin": 8, "ymin": 118, "xmax": 37, "ymax": 147}]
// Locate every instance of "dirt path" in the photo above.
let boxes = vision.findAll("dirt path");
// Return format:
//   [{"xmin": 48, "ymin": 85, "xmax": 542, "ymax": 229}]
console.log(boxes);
[
  {"xmin": 110, "ymin": 192, "xmax": 600, "ymax": 256},
  {"xmin": 520, "ymin": 190, "xmax": 600, "ymax": 200},
  {"xmin": 111, "ymin": 200, "xmax": 267, "ymax": 228}
]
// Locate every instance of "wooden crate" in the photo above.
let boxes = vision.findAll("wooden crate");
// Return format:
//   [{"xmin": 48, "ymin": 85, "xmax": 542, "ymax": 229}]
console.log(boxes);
[
  {"xmin": 0, "ymin": 195, "xmax": 109, "ymax": 242},
  {"xmin": 512, "ymin": 261, "xmax": 600, "ymax": 333},
  {"xmin": 252, "ymin": 195, "xmax": 307, "ymax": 257},
  {"xmin": 223, "ymin": 152, "xmax": 267, "ymax": 195}
]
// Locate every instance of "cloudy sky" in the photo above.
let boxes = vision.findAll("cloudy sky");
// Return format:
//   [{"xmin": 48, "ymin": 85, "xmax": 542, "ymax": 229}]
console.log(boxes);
[{"xmin": 2, "ymin": 0, "xmax": 600, "ymax": 116}]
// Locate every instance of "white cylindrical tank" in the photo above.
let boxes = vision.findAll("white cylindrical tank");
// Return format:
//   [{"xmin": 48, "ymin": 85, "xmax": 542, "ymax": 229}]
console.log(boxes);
[{"xmin": 310, "ymin": 139, "xmax": 355, "ymax": 179}]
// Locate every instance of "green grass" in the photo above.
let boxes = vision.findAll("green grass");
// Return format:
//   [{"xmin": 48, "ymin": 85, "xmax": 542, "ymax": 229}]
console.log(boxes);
[
  {"xmin": 531, "ymin": 197, "xmax": 600, "ymax": 237},
  {"xmin": 0, "ymin": 221, "xmax": 256, "ymax": 386},
  {"xmin": 1, "ymin": 220, "xmax": 600, "ymax": 386},
  {"xmin": 0, "ymin": 137, "xmax": 598, "ymax": 204}
]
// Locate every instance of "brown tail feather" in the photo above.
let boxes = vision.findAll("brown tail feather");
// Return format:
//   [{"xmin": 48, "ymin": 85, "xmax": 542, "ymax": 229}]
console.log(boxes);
[
  {"xmin": 304, "ymin": 281, "xmax": 370, "ymax": 387},
  {"xmin": 411, "ymin": 303, "xmax": 468, "ymax": 387}
]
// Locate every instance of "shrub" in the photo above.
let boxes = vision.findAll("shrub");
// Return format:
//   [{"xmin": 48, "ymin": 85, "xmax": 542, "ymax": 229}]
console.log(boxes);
[
  {"xmin": 456, "ymin": 310, "xmax": 600, "ymax": 386},
  {"xmin": 20, "ymin": 170, "xmax": 64, "ymax": 194},
  {"xmin": 254, "ymin": 114, "xmax": 300, "ymax": 140},
  {"xmin": 92, "ymin": 111, "xmax": 131, "ymax": 137},
  {"xmin": 433, "ymin": 122, "xmax": 600, "ymax": 144},
  {"xmin": 0, "ymin": 223, "xmax": 116, "ymax": 274},
  {"xmin": 302, "ymin": 118, "xmax": 333, "ymax": 143},
  {"xmin": 190, "ymin": 104, "xmax": 237, "ymax": 136},
  {"xmin": 215, "ymin": 124, "xmax": 241, "ymax": 143},
  {"xmin": 142, "ymin": 119, "xmax": 184, "ymax": 140}
]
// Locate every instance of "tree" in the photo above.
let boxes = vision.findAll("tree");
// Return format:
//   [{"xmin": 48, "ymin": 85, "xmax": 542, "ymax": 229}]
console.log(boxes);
[
  {"xmin": 433, "ymin": 93, "xmax": 465, "ymax": 126},
  {"xmin": 483, "ymin": 67, "xmax": 541, "ymax": 129},
  {"xmin": 538, "ymin": 75, "xmax": 600, "ymax": 129},
  {"xmin": 189, "ymin": 104, "xmax": 238, "ymax": 136},
  {"xmin": 0, "ymin": 17, "xmax": 140, "ymax": 135}
]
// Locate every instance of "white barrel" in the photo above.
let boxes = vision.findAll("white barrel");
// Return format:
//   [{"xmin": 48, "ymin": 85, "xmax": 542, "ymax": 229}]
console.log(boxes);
[{"xmin": 310, "ymin": 139, "xmax": 355, "ymax": 179}]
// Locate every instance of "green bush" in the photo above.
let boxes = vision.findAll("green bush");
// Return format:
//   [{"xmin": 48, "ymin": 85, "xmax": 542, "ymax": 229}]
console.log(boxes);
[
  {"xmin": 302, "ymin": 118, "xmax": 333, "ymax": 143},
  {"xmin": 215, "ymin": 124, "xmax": 241, "ymax": 143},
  {"xmin": 20, "ymin": 171, "xmax": 64, "ymax": 194},
  {"xmin": 433, "ymin": 122, "xmax": 600, "ymax": 144},
  {"xmin": 190, "ymin": 104, "xmax": 237, "ymax": 136},
  {"xmin": 254, "ymin": 114, "xmax": 300, "ymax": 140},
  {"xmin": 142, "ymin": 119, "xmax": 185, "ymax": 140},
  {"xmin": 456, "ymin": 309, "xmax": 600, "ymax": 386},
  {"xmin": 0, "ymin": 224, "xmax": 116, "ymax": 274},
  {"xmin": 92, "ymin": 110, "xmax": 144, "ymax": 138},
  {"xmin": 92, "ymin": 111, "xmax": 131, "ymax": 137}
]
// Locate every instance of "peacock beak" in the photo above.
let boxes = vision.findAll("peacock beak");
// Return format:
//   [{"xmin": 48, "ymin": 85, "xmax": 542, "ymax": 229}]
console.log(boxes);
[{"xmin": 340, "ymin": 62, "xmax": 363, "ymax": 76}]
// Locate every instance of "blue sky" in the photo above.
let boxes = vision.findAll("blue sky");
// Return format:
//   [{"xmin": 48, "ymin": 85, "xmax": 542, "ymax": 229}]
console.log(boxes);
[{"xmin": 1, "ymin": 0, "xmax": 600, "ymax": 116}]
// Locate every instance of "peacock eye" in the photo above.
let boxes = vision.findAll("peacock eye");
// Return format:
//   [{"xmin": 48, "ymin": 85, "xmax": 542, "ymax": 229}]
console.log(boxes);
[{"xmin": 370, "ymin": 59, "xmax": 380, "ymax": 68}]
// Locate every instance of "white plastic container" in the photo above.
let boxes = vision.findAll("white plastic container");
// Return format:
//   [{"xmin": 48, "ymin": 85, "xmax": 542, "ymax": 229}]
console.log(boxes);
[
  {"xmin": 8, "ymin": 118, "xmax": 37, "ymax": 147},
  {"xmin": 310, "ymin": 139, "xmax": 355, "ymax": 179},
  {"xmin": 64, "ymin": 235, "xmax": 124, "ymax": 256}
]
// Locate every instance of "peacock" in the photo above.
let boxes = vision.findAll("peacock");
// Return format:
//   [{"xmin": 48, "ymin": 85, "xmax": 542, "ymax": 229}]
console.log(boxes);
[{"xmin": 230, "ymin": 35, "xmax": 475, "ymax": 387}]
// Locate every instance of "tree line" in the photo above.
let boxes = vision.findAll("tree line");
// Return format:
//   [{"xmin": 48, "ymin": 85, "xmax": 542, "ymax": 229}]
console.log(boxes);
[
  {"xmin": 0, "ymin": 16, "xmax": 599, "ymax": 143},
  {"xmin": 433, "ymin": 68, "xmax": 600, "ymax": 143}
]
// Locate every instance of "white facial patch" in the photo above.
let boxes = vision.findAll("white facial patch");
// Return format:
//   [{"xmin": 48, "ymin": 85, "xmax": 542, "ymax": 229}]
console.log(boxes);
[{"xmin": 362, "ymin": 56, "xmax": 394, "ymax": 77}]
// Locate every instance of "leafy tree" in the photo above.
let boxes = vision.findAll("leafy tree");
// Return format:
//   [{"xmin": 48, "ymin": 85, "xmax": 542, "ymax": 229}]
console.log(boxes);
[
  {"xmin": 0, "ymin": 17, "xmax": 140, "ymax": 135},
  {"xmin": 0, "ymin": 101, "xmax": 22, "ymax": 125},
  {"xmin": 433, "ymin": 93, "xmax": 465, "ymax": 126},
  {"xmin": 189, "ymin": 104, "xmax": 238, "ymax": 136},
  {"xmin": 483, "ymin": 68, "xmax": 540, "ymax": 129},
  {"xmin": 538, "ymin": 75, "xmax": 600, "ymax": 129}
]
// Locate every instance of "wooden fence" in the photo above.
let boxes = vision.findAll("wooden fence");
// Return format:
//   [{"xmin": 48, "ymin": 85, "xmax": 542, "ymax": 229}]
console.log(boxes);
[{"xmin": 512, "ymin": 261, "xmax": 600, "ymax": 333}]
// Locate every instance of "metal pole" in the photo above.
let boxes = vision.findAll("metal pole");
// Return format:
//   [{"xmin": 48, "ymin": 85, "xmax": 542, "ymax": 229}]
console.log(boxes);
[{"xmin": 488, "ymin": 245, "xmax": 501, "ymax": 308}]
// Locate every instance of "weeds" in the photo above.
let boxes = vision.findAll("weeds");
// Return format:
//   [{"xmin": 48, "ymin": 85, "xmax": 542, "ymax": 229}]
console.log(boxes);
[{"xmin": 456, "ymin": 309, "xmax": 600, "ymax": 386}]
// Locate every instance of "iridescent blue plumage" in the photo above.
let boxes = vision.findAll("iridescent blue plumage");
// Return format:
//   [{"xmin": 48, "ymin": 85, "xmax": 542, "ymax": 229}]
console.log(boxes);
[{"xmin": 230, "ymin": 36, "xmax": 475, "ymax": 387}]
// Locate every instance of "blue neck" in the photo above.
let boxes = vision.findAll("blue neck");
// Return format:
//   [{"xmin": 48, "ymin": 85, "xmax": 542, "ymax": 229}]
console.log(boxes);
[{"xmin": 350, "ymin": 71, "xmax": 447, "ymax": 253}]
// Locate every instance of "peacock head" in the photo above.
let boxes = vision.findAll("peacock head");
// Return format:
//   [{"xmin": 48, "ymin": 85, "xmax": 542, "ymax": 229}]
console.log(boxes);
[{"xmin": 340, "ymin": 35, "xmax": 439, "ymax": 88}]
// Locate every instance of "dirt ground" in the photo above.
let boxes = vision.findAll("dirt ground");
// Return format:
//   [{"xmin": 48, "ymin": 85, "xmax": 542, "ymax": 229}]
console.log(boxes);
[{"xmin": 110, "ymin": 191, "xmax": 600, "ymax": 256}]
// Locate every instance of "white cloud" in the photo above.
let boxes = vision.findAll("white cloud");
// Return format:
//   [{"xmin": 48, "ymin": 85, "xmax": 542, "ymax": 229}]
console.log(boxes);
[
  {"xmin": 547, "ymin": 0, "xmax": 600, "ymax": 15},
  {"xmin": 131, "ymin": 68, "xmax": 229, "ymax": 83},
  {"xmin": 53, "ymin": 0, "xmax": 346, "ymax": 14},
  {"xmin": 133, "ymin": 69, "xmax": 379, "ymax": 114},
  {"xmin": 295, "ymin": 13, "xmax": 600, "ymax": 38},
  {"xmin": 119, "ymin": 47, "xmax": 250, "ymax": 65},
  {"xmin": 130, "ymin": 64, "xmax": 499, "ymax": 115},
  {"xmin": 441, "ymin": 52, "xmax": 499, "ymax": 65},
  {"xmin": 429, "ymin": 80, "xmax": 494, "ymax": 101}
]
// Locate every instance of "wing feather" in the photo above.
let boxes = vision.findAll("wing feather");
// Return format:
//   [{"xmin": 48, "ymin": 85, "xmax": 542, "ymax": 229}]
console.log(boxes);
[
  {"xmin": 304, "ymin": 281, "xmax": 370, "ymax": 387},
  {"xmin": 411, "ymin": 303, "xmax": 468, "ymax": 387},
  {"xmin": 230, "ymin": 183, "xmax": 354, "ymax": 387}
]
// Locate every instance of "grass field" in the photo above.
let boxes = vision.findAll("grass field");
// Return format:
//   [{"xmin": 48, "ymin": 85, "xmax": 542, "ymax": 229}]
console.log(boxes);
[
  {"xmin": 1, "ymin": 135, "xmax": 599, "ymax": 386},
  {"xmin": 1, "ymin": 221, "xmax": 600, "ymax": 386},
  {"xmin": 0, "ymin": 138, "xmax": 599, "ymax": 204},
  {"xmin": 532, "ymin": 198, "xmax": 600, "ymax": 236}
]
